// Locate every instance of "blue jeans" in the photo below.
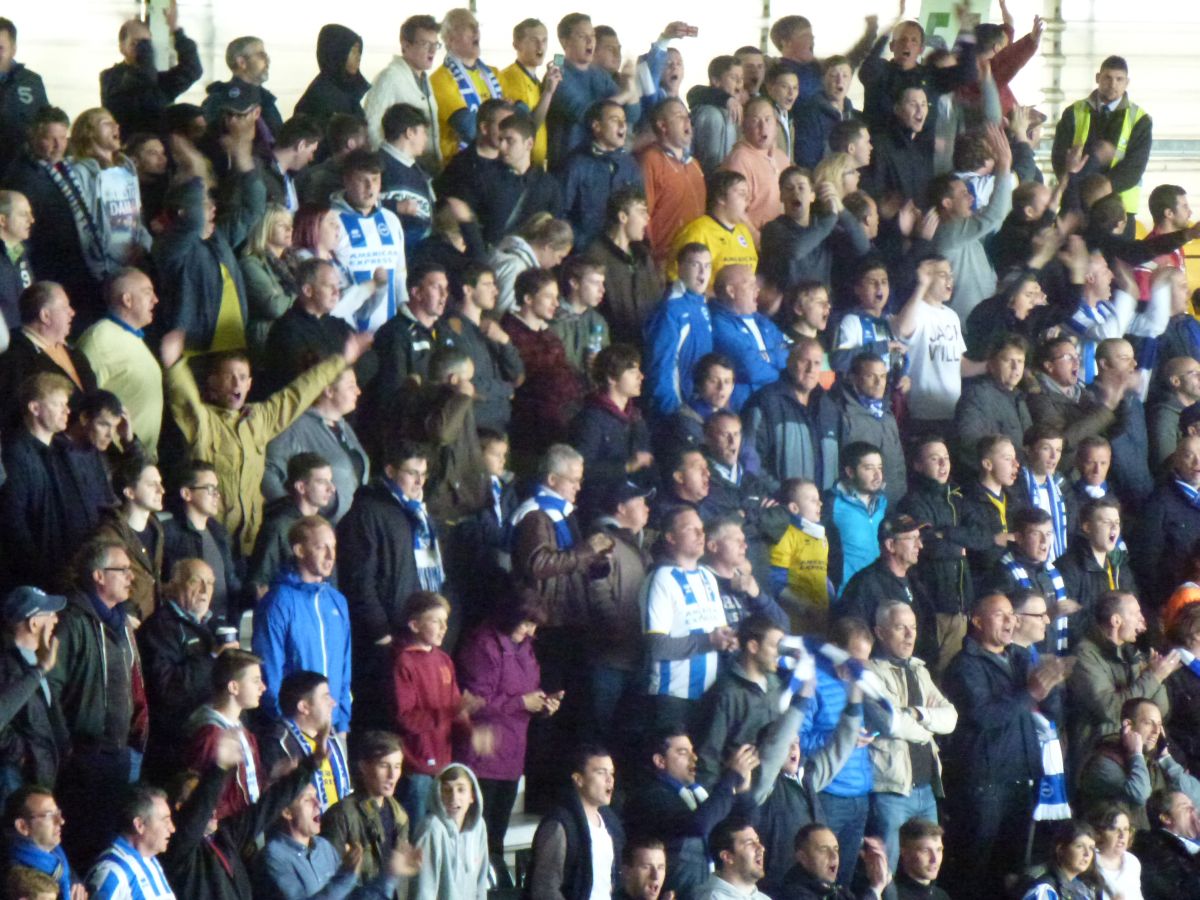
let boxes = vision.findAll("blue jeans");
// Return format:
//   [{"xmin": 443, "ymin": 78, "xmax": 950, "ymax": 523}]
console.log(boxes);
[
  {"xmin": 869, "ymin": 784, "xmax": 939, "ymax": 871},
  {"xmin": 819, "ymin": 791, "xmax": 870, "ymax": 885},
  {"xmin": 591, "ymin": 665, "xmax": 638, "ymax": 743},
  {"xmin": 398, "ymin": 773, "xmax": 434, "ymax": 826}
]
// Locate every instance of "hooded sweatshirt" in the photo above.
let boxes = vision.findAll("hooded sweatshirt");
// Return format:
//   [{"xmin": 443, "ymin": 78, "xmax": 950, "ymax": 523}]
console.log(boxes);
[
  {"xmin": 412, "ymin": 764, "xmax": 489, "ymax": 900},
  {"xmin": 294, "ymin": 25, "xmax": 370, "ymax": 128}
]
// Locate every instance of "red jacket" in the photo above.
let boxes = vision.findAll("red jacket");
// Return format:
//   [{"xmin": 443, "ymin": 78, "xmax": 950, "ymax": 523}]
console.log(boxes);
[
  {"xmin": 391, "ymin": 641, "xmax": 465, "ymax": 775},
  {"xmin": 184, "ymin": 713, "xmax": 264, "ymax": 821}
]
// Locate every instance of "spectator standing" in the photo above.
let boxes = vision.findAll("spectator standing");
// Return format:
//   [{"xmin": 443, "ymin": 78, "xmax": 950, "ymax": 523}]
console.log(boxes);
[
  {"xmin": 90, "ymin": 458, "xmax": 164, "ymax": 621},
  {"xmin": 497, "ymin": 18, "xmax": 561, "ymax": 170},
  {"xmin": 378, "ymin": 104, "xmax": 435, "ymax": 258},
  {"xmin": 720, "ymin": 97, "xmax": 788, "ymax": 245},
  {"xmin": 363, "ymin": 15, "xmax": 442, "ymax": 168},
  {"xmin": 252, "ymin": 516, "xmax": 352, "ymax": 735},
  {"xmin": 559, "ymin": 100, "xmax": 643, "ymax": 251},
  {"xmin": 99, "ymin": 6, "xmax": 202, "ymax": 136},
  {"xmin": 253, "ymin": 453, "xmax": 336, "ymax": 598},
  {"xmin": 85, "ymin": 785, "xmax": 177, "ymax": 900},
  {"xmin": 294, "ymin": 25, "xmax": 369, "ymax": 131},
  {"xmin": 0, "ymin": 20, "xmax": 47, "ymax": 176},
  {"xmin": 431, "ymin": 9, "xmax": 504, "ymax": 163},
  {"xmin": 583, "ymin": 188, "xmax": 663, "ymax": 348},
  {"xmin": 638, "ymin": 98, "xmax": 706, "ymax": 269},
  {"xmin": 161, "ymin": 462, "xmax": 241, "ymax": 625}
]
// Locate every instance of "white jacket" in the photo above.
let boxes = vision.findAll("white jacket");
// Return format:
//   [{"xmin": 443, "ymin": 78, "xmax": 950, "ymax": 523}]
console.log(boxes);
[
  {"xmin": 363, "ymin": 55, "xmax": 441, "ymax": 160},
  {"xmin": 864, "ymin": 655, "xmax": 958, "ymax": 796}
]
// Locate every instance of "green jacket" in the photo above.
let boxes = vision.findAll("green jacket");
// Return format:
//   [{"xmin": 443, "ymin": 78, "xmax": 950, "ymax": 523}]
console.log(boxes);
[
  {"xmin": 321, "ymin": 792, "xmax": 410, "ymax": 884},
  {"xmin": 166, "ymin": 353, "xmax": 347, "ymax": 555},
  {"xmin": 48, "ymin": 593, "xmax": 146, "ymax": 753},
  {"xmin": 1067, "ymin": 628, "xmax": 1170, "ymax": 775}
]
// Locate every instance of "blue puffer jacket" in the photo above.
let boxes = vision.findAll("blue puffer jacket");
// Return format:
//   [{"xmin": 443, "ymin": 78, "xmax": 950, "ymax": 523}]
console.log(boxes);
[
  {"xmin": 251, "ymin": 567, "xmax": 353, "ymax": 733},
  {"xmin": 828, "ymin": 481, "xmax": 887, "ymax": 592},
  {"xmin": 800, "ymin": 661, "xmax": 873, "ymax": 797},
  {"xmin": 709, "ymin": 302, "xmax": 790, "ymax": 411}
]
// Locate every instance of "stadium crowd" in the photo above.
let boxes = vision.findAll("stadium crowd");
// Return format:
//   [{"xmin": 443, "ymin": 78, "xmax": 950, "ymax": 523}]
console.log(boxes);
[{"xmin": 0, "ymin": 1, "xmax": 1199, "ymax": 897}]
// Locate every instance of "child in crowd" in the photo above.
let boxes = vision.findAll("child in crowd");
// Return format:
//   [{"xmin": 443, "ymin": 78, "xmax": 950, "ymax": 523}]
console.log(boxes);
[
  {"xmin": 550, "ymin": 256, "xmax": 610, "ymax": 379},
  {"xmin": 412, "ymin": 763, "xmax": 490, "ymax": 900},
  {"xmin": 783, "ymin": 281, "xmax": 837, "ymax": 390},
  {"xmin": 770, "ymin": 478, "xmax": 832, "ymax": 634},
  {"xmin": 832, "ymin": 258, "xmax": 909, "ymax": 395},
  {"xmin": 1018, "ymin": 424, "xmax": 1076, "ymax": 562},
  {"xmin": 392, "ymin": 591, "xmax": 488, "ymax": 826}
]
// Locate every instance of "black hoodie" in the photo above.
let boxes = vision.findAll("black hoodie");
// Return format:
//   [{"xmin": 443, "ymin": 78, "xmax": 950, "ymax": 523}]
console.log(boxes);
[{"xmin": 294, "ymin": 24, "xmax": 369, "ymax": 128}]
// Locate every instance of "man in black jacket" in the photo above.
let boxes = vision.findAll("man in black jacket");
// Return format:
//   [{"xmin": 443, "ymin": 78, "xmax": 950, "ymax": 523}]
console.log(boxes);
[
  {"xmin": 99, "ymin": 5, "xmax": 203, "ymax": 136},
  {"xmin": 0, "ymin": 586, "xmax": 68, "ymax": 801},
  {"xmin": 1, "ymin": 108, "xmax": 98, "ymax": 320},
  {"xmin": 201, "ymin": 36, "xmax": 282, "ymax": 139},
  {"xmin": 258, "ymin": 258, "xmax": 354, "ymax": 396},
  {"xmin": 528, "ymin": 745, "xmax": 625, "ymax": 900},
  {"xmin": 162, "ymin": 462, "xmax": 242, "ymax": 625},
  {"xmin": 622, "ymin": 728, "xmax": 759, "ymax": 899},
  {"xmin": 1055, "ymin": 497, "xmax": 1136, "ymax": 625},
  {"xmin": 1140, "ymin": 435, "xmax": 1200, "ymax": 606},
  {"xmin": 940, "ymin": 592, "xmax": 1068, "ymax": 898},
  {"xmin": 893, "ymin": 819, "xmax": 950, "ymax": 900},
  {"xmin": 137, "ymin": 558, "xmax": 234, "ymax": 783},
  {"xmin": 897, "ymin": 435, "xmax": 996, "ymax": 675},
  {"xmin": 837, "ymin": 513, "xmax": 938, "ymax": 663},
  {"xmin": 777, "ymin": 822, "xmax": 891, "ymax": 900},
  {"xmin": 1138, "ymin": 789, "xmax": 1200, "ymax": 900}
]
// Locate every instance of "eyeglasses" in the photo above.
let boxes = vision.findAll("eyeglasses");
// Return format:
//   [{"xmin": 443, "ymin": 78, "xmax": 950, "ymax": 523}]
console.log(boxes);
[
  {"xmin": 409, "ymin": 39, "xmax": 443, "ymax": 51},
  {"xmin": 103, "ymin": 566, "xmax": 133, "ymax": 574},
  {"xmin": 25, "ymin": 809, "xmax": 64, "ymax": 822},
  {"xmin": 189, "ymin": 484, "xmax": 221, "ymax": 495},
  {"xmin": 1018, "ymin": 611, "xmax": 1050, "ymax": 620}
]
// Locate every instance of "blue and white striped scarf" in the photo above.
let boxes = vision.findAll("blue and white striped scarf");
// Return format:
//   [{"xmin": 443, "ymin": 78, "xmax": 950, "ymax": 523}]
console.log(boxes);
[
  {"xmin": 1066, "ymin": 300, "xmax": 1118, "ymax": 383},
  {"xmin": 283, "ymin": 719, "xmax": 351, "ymax": 811},
  {"xmin": 1022, "ymin": 469, "xmax": 1069, "ymax": 561},
  {"xmin": 443, "ymin": 55, "xmax": 502, "ymax": 148},
  {"xmin": 511, "ymin": 486, "xmax": 575, "ymax": 549},
  {"xmin": 386, "ymin": 479, "xmax": 444, "ymax": 591},
  {"xmin": 1176, "ymin": 478, "xmax": 1200, "ymax": 512},
  {"xmin": 1001, "ymin": 552, "xmax": 1068, "ymax": 654}
]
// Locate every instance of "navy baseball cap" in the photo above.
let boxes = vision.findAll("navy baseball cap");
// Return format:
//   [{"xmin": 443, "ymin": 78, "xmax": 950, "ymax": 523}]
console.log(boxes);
[{"xmin": 3, "ymin": 586, "xmax": 67, "ymax": 625}]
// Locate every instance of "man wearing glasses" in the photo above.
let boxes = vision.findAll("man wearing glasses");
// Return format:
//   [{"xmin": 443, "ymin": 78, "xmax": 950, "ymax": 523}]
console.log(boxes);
[
  {"xmin": 162, "ymin": 462, "xmax": 241, "ymax": 626},
  {"xmin": 6, "ymin": 784, "xmax": 83, "ymax": 899},
  {"xmin": 49, "ymin": 538, "xmax": 147, "ymax": 865},
  {"xmin": 363, "ymin": 14, "xmax": 443, "ymax": 170}
]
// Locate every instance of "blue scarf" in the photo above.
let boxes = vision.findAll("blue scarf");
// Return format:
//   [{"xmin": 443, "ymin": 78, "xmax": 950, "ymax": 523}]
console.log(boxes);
[
  {"xmin": 88, "ymin": 592, "xmax": 127, "ymax": 632},
  {"xmin": 657, "ymin": 771, "xmax": 710, "ymax": 810},
  {"xmin": 1022, "ymin": 469, "xmax": 1069, "ymax": 561},
  {"xmin": 1002, "ymin": 553, "xmax": 1068, "ymax": 654},
  {"xmin": 443, "ymin": 55, "xmax": 502, "ymax": 147},
  {"xmin": 1176, "ymin": 479, "xmax": 1200, "ymax": 512},
  {"xmin": 1066, "ymin": 299, "xmax": 1117, "ymax": 383},
  {"xmin": 282, "ymin": 719, "xmax": 351, "ymax": 811},
  {"xmin": 104, "ymin": 312, "xmax": 145, "ymax": 340},
  {"xmin": 10, "ymin": 838, "xmax": 72, "ymax": 900},
  {"xmin": 533, "ymin": 486, "xmax": 575, "ymax": 549},
  {"xmin": 852, "ymin": 386, "xmax": 885, "ymax": 420},
  {"xmin": 385, "ymin": 479, "xmax": 444, "ymax": 591}
]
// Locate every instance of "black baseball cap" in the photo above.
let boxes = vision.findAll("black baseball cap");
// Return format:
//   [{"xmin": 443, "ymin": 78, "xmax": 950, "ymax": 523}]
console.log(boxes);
[
  {"xmin": 212, "ymin": 81, "xmax": 262, "ymax": 114},
  {"xmin": 603, "ymin": 481, "xmax": 655, "ymax": 513}
]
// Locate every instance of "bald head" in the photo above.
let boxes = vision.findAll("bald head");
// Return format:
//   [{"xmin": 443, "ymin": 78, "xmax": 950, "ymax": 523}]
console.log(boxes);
[
  {"xmin": 714, "ymin": 264, "xmax": 759, "ymax": 315},
  {"xmin": 1165, "ymin": 356, "xmax": 1200, "ymax": 401},
  {"xmin": 107, "ymin": 267, "xmax": 158, "ymax": 330}
]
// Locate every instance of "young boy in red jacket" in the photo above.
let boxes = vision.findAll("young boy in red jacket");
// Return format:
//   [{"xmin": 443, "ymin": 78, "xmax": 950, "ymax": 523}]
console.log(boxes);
[{"xmin": 391, "ymin": 591, "xmax": 490, "ymax": 824}]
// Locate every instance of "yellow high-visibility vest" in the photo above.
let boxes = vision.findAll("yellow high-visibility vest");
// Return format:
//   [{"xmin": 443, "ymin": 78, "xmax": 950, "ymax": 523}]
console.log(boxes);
[{"xmin": 1071, "ymin": 99, "xmax": 1147, "ymax": 214}]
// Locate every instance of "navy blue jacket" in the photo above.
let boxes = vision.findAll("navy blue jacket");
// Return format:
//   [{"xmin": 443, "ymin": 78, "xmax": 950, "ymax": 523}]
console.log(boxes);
[
  {"xmin": 792, "ymin": 92, "xmax": 860, "ymax": 169},
  {"xmin": 558, "ymin": 145, "xmax": 644, "ymax": 250},
  {"xmin": 0, "ymin": 64, "xmax": 48, "ymax": 175},
  {"xmin": 941, "ymin": 637, "xmax": 1051, "ymax": 788}
]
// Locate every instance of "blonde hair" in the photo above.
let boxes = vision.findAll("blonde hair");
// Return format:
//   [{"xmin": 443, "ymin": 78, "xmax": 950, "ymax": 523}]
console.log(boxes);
[
  {"xmin": 245, "ymin": 203, "xmax": 294, "ymax": 257},
  {"xmin": 812, "ymin": 152, "xmax": 858, "ymax": 202},
  {"xmin": 69, "ymin": 108, "xmax": 125, "ymax": 168}
]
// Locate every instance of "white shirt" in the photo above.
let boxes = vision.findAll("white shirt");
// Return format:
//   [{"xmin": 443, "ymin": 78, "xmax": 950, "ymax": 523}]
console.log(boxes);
[
  {"xmin": 588, "ymin": 812, "xmax": 614, "ymax": 900},
  {"xmin": 363, "ymin": 55, "xmax": 441, "ymax": 156},
  {"xmin": 1097, "ymin": 851, "xmax": 1143, "ymax": 900},
  {"xmin": 903, "ymin": 301, "xmax": 967, "ymax": 420}
]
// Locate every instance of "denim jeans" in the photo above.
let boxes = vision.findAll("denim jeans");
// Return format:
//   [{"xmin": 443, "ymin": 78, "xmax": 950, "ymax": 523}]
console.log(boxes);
[
  {"xmin": 398, "ymin": 773, "xmax": 434, "ymax": 826},
  {"xmin": 869, "ymin": 784, "xmax": 939, "ymax": 870},
  {"xmin": 819, "ymin": 791, "xmax": 870, "ymax": 885},
  {"xmin": 590, "ymin": 665, "xmax": 638, "ymax": 743}
]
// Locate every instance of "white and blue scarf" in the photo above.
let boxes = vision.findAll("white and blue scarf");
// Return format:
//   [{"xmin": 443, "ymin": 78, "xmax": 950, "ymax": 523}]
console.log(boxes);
[
  {"xmin": 1176, "ymin": 478, "xmax": 1200, "ymax": 512},
  {"xmin": 1066, "ymin": 299, "xmax": 1118, "ymax": 383},
  {"xmin": 852, "ymin": 385, "xmax": 885, "ymax": 420},
  {"xmin": 511, "ymin": 486, "xmax": 575, "ymax": 549},
  {"xmin": 1002, "ymin": 552, "xmax": 1068, "ymax": 654},
  {"xmin": 283, "ymin": 718, "xmax": 351, "ymax": 810},
  {"xmin": 1030, "ymin": 708, "xmax": 1071, "ymax": 822},
  {"xmin": 659, "ymin": 773, "xmax": 710, "ymax": 811},
  {"xmin": 776, "ymin": 635, "xmax": 891, "ymax": 718},
  {"xmin": 1022, "ymin": 469, "xmax": 1069, "ymax": 561},
  {"xmin": 386, "ymin": 479, "xmax": 444, "ymax": 591},
  {"xmin": 444, "ymin": 55, "xmax": 502, "ymax": 146},
  {"xmin": 1177, "ymin": 647, "xmax": 1200, "ymax": 682}
]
